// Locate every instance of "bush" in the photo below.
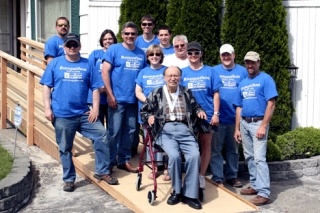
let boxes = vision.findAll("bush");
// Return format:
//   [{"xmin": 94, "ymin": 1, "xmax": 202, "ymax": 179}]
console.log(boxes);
[
  {"xmin": 0, "ymin": 145, "xmax": 13, "ymax": 180},
  {"xmin": 275, "ymin": 127, "xmax": 320, "ymax": 160},
  {"xmin": 267, "ymin": 139, "xmax": 282, "ymax": 161}
]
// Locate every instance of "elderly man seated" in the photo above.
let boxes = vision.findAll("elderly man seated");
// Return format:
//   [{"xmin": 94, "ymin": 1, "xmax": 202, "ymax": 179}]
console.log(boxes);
[{"xmin": 141, "ymin": 66, "xmax": 206, "ymax": 210}]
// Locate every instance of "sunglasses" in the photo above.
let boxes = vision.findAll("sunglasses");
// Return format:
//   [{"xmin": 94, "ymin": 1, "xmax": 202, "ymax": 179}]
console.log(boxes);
[
  {"xmin": 148, "ymin": 53, "xmax": 161, "ymax": 57},
  {"xmin": 66, "ymin": 42, "xmax": 79, "ymax": 48},
  {"xmin": 142, "ymin": 23, "xmax": 153, "ymax": 27},
  {"xmin": 174, "ymin": 44, "xmax": 185, "ymax": 49},
  {"xmin": 57, "ymin": 24, "xmax": 68, "ymax": 27},
  {"xmin": 187, "ymin": 51, "xmax": 201, "ymax": 56},
  {"xmin": 123, "ymin": 32, "xmax": 136, "ymax": 36}
]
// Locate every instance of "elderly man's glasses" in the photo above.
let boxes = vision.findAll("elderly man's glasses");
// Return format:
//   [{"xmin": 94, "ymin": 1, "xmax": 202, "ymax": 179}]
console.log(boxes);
[
  {"xmin": 142, "ymin": 23, "xmax": 153, "ymax": 27},
  {"xmin": 165, "ymin": 75, "xmax": 180, "ymax": 79},
  {"xmin": 57, "ymin": 24, "xmax": 69, "ymax": 27},
  {"xmin": 66, "ymin": 42, "xmax": 79, "ymax": 48},
  {"xmin": 149, "ymin": 53, "xmax": 161, "ymax": 57},
  {"xmin": 187, "ymin": 51, "xmax": 201, "ymax": 56},
  {"xmin": 174, "ymin": 44, "xmax": 185, "ymax": 49},
  {"xmin": 123, "ymin": 32, "xmax": 136, "ymax": 36}
]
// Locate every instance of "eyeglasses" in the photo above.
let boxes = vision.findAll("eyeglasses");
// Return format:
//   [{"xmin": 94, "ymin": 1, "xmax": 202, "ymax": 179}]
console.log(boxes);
[
  {"xmin": 187, "ymin": 51, "xmax": 201, "ymax": 56},
  {"xmin": 148, "ymin": 53, "xmax": 161, "ymax": 57},
  {"xmin": 123, "ymin": 32, "xmax": 136, "ymax": 36},
  {"xmin": 57, "ymin": 24, "xmax": 68, "ymax": 27},
  {"xmin": 142, "ymin": 23, "xmax": 153, "ymax": 27},
  {"xmin": 165, "ymin": 75, "xmax": 180, "ymax": 78},
  {"xmin": 174, "ymin": 44, "xmax": 185, "ymax": 49},
  {"xmin": 65, "ymin": 42, "xmax": 79, "ymax": 48}
]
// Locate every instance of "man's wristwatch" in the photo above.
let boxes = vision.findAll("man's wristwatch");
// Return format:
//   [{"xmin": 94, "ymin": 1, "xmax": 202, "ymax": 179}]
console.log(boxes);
[{"xmin": 214, "ymin": 111, "xmax": 220, "ymax": 116}]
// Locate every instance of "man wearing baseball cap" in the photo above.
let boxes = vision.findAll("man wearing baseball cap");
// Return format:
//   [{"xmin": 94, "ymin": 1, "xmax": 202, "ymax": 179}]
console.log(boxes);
[
  {"xmin": 210, "ymin": 44, "xmax": 247, "ymax": 188},
  {"xmin": 41, "ymin": 33, "xmax": 118, "ymax": 192},
  {"xmin": 233, "ymin": 51, "xmax": 278, "ymax": 205}
]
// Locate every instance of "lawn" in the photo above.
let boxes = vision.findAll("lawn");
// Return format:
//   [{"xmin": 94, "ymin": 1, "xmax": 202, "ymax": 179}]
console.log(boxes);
[{"xmin": 0, "ymin": 145, "xmax": 13, "ymax": 180}]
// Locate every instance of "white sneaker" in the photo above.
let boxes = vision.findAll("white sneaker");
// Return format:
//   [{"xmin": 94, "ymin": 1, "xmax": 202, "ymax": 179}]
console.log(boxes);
[{"xmin": 199, "ymin": 174, "xmax": 205, "ymax": 189}]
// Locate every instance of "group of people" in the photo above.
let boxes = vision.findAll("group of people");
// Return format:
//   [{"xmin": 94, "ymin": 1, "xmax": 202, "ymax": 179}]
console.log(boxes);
[{"xmin": 40, "ymin": 15, "xmax": 278, "ymax": 210}]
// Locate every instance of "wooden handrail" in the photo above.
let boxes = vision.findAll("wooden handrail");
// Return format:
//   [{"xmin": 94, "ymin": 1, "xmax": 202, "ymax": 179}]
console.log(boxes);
[
  {"xmin": 0, "ymin": 51, "xmax": 44, "ymax": 76},
  {"xmin": 18, "ymin": 37, "xmax": 45, "ymax": 50}
]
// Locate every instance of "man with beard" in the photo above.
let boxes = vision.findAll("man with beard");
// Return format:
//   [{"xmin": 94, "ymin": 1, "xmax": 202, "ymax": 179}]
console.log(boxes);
[{"xmin": 44, "ymin": 17, "xmax": 70, "ymax": 64}]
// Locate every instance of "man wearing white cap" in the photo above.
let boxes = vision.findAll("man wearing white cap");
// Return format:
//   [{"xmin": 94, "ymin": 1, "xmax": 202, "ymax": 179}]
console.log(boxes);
[
  {"xmin": 233, "ymin": 51, "xmax": 278, "ymax": 206},
  {"xmin": 210, "ymin": 44, "xmax": 247, "ymax": 187}
]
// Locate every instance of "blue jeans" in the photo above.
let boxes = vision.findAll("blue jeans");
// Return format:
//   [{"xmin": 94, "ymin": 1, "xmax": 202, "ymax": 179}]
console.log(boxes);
[
  {"xmin": 53, "ymin": 114, "xmax": 110, "ymax": 182},
  {"xmin": 240, "ymin": 119, "xmax": 270, "ymax": 198},
  {"xmin": 210, "ymin": 124, "xmax": 239, "ymax": 182},
  {"xmin": 156, "ymin": 122, "xmax": 200, "ymax": 199},
  {"xmin": 108, "ymin": 103, "xmax": 137, "ymax": 166}
]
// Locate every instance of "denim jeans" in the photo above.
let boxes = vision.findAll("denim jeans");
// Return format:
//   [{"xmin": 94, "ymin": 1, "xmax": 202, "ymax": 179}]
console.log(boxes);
[
  {"xmin": 156, "ymin": 122, "xmax": 200, "ymax": 198},
  {"xmin": 53, "ymin": 114, "xmax": 110, "ymax": 182},
  {"xmin": 240, "ymin": 119, "xmax": 270, "ymax": 198},
  {"xmin": 108, "ymin": 103, "xmax": 137, "ymax": 166},
  {"xmin": 210, "ymin": 124, "xmax": 239, "ymax": 182}
]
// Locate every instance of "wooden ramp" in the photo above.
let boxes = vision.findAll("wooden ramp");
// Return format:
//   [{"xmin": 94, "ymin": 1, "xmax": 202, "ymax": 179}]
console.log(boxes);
[{"xmin": 72, "ymin": 139, "xmax": 258, "ymax": 213}]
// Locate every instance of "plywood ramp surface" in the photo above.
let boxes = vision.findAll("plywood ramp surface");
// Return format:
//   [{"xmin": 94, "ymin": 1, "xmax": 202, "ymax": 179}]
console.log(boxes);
[{"xmin": 74, "ymin": 141, "xmax": 258, "ymax": 213}]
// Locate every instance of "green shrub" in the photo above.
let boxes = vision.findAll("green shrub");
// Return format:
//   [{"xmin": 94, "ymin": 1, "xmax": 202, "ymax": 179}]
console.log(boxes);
[
  {"xmin": 275, "ymin": 127, "xmax": 320, "ymax": 160},
  {"xmin": 266, "ymin": 139, "xmax": 282, "ymax": 161},
  {"xmin": 0, "ymin": 145, "xmax": 13, "ymax": 180}
]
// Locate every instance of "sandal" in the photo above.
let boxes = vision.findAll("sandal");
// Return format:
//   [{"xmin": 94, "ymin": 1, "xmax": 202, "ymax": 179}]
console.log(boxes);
[
  {"xmin": 162, "ymin": 169, "xmax": 171, "ymax": 181},
  {"xmin": 148, "ymin": 168, "xmax": 160, "ymax": 180}
]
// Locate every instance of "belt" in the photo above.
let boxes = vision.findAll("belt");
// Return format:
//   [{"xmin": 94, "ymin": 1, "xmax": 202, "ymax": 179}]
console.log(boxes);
[
  {"xmin": 242, "ymin": 117, "xmax": 264, "ymax": 123},
  {"xmin": 165, "ymin": 120, "xmax": 187, "ymax": 125}
]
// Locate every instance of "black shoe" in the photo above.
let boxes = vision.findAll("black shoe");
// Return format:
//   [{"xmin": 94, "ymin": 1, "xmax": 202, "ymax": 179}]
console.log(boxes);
[
  {"xmin": 182, "ymin": 196, "xmax": 202, "ymax": 210},
  {"xmin": 198, "ymin": 188, "xmax": 204, "ymax": 202},
  {"xmin": 63, "ymin": 182, "xmax": 75, "ymax": 192},
  {"xmin": 167, "ymin": 192, "xmax": 181, "ymax": 205}
]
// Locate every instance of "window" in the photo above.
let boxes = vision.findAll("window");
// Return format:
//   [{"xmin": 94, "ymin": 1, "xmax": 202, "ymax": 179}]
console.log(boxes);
[{"xmin": 35, "ymin": 0, "xmax": 71, "ymax": 43}]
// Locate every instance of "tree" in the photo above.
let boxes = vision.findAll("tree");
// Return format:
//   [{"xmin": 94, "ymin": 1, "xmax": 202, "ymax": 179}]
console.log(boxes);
[
  {"xmin": 166, "ymin": 0, "xmax": 222, "ymax": 65},
  {"xmin": 221, "ymin": 0, "xmax": 292, "ymax": 140},
  {"xmin": 117, "ymin": 0, "xmax": 168, "ymax": 41}
]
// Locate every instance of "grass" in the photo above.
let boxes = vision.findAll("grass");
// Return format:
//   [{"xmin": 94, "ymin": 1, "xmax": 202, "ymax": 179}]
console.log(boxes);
[{"xmin": 0, "ymin": 145, "xmax": 13, "ymax": 181}]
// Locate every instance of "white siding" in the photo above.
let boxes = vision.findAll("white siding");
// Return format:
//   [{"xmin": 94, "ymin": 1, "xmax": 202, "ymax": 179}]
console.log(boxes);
[
  {"xmin": 79, "ymin": 0, "xmax": 121, "ymax": 57},
  {"xmin": 284, "ymin": 1, "xmax": 320, "ymax": 128}
]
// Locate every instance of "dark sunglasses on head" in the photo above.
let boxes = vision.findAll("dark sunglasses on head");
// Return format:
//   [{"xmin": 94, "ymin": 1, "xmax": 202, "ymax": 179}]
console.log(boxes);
[
  {"xmin": 187, "ymin": 51, "xmax": 201, "ymax": 56},
  {"xmin": 174, "ymin": 44, "xmax": 185, "ymax": 49},
  {"xmin": 66, "ymin": 42, "xmax": 79, "ymax": 48},
  {"xmin": 149, "ymin": 53, "xmax": 161, "ymax": 57},
  {"xmin": 142, "ymin": 23, "xmax": 153, "ymax": 27},
  {"xmin": 57, "ymin": 24, "xmax": 68, "ymax": 27},
  {"xmin": 123, "ymin": 32, "xmax": 136, "ymax": 36}
]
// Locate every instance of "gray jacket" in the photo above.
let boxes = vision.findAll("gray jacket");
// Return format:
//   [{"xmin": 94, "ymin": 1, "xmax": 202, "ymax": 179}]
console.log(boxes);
[{"xmin": 140, "ymin": 85, "xmax": 204, "ymax": 141}]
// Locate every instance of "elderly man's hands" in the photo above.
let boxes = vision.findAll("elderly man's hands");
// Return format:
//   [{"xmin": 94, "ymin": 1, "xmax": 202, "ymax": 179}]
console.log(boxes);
[
  {"xmin": 197, "ymin": 111, "xmax": 207, "ymax": 120},
  {"xmin": 148, "ymin": 115, "xmax": 155, "ymax": 126}
]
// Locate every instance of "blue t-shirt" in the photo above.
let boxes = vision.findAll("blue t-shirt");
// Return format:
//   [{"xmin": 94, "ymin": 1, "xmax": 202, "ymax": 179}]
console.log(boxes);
[
  {"xmin": 44, "ymin": 35, "xmax": 65, "ymax": 60},
  {"xmin": 161, "ymin": 45, "xmax": 174, "ymax": 57},
  {"xmin": 103, "ymin": 43, "xmax": 147, "ymax": 103},
  {"xmin": 135, "ymin": 35, "xmax": 160, "ymax": 52},
  {"xmin": 232, "ymin": 72, "xmax": 278, "ymax": 117},
  {"xmin": 40, "ymin": 56, "xmax": 103, "ymax": 117},
  {"xmin": 181, "ymin": 65, "xmax": 222, "ymax": 122},
  {"xmin": 87, "ymin": 49, "xmax": 107, "ymax": 104},
  {"xmin": 135, "ymin": 65, "xmax": 166, "ymax": 123},
  {"xmin": 213, "ymin": 64, "xmax": 248, "ymax": 124}
]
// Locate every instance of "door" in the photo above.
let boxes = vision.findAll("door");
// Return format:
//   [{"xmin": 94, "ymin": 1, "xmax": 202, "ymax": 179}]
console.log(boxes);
[{"xmin": 0, "ymin": 0, "xmax": 13, "ymax": 54}]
